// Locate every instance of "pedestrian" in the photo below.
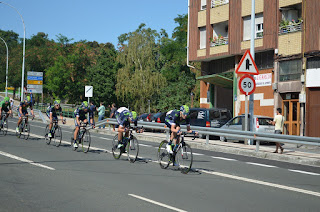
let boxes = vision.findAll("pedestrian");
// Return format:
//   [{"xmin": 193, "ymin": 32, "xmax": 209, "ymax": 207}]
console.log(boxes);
[
  {"xmin": 97, "ymin": 102, "xmax": 106, "ymax": 129},
  {"xmin": 110, "ymin": 103, "xmax": 117, "ymax": 131},
  {"xmin": 89, "ymin": 102, "xmax": 96, "ymax": 125},
  {"xmin": 269, "ymin": 108, "xmax": 285, "ymax": 154}
]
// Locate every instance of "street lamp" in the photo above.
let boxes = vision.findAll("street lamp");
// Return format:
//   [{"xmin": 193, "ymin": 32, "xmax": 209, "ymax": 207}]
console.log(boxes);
[
  {"xmin": 148, "ymin": 100, "xmax": 150, "ymax": 113},
  {"xmin": 190, "ymin": 92, "xmax": 194, "ymax": 108},
  {"xmin": 0, "ymin": 37, "xmax": 9, "ymax": 97},
  {"xmin": 0, "ymin": 1, "xmax": 26, "ymax": 101}
]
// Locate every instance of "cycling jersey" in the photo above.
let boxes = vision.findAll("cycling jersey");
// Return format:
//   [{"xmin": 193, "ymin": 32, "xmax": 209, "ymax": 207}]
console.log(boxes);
[
  {"xmin": 165, "ymin": 109, "xmax": 190, "ymax": 127},
  {"xmin": 115, "ymin": 107, "xmax": 131, "ymax": 127},
  {"xmin": 0, "ymin": 101, "xmax": 11, "ymax": 112},
  {"xmin": 74, "ymin": 107, "xmax": 93, "ymax": 121},
  {"xmin": 46, "ymin": 105, "xmax": 62, "ymax": 118},
  {"xmin": 18, "ymin": 101, "xmax": 33, "ymax": 116}
]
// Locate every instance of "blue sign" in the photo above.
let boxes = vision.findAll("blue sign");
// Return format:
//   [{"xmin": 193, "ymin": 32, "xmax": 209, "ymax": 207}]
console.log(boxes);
[{"xmin": 27, "ymin": 76, "xmax": 43, "ymax": 81}]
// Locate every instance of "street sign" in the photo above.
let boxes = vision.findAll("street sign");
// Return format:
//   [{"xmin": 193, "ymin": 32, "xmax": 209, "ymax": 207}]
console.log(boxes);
[
  {"xmin": 27, "ymin": 84, "xmax": 43, "ymax": 89},
  {"xmin": 235, "ymin": 50, "xmax": 259, "ymax": 75},
  {"xmin": 5, "ymin": 87, "xmax": 14, "ymax": 90},
  {"xmin": 27, "ymin": 88, "xmax": 42, "ymax": 94},
  {"xmin": 27, "ymin": 72, "xmax": 43, "ymax": 76},
  {"xmin": 85, "ymin": 86, "xmax": 93, "ymax": 97},
  {"xmin": 239, "ymin": 74, "xmax": 256, "ymax": 96},
  {"xmin": 27, "ymin": 76, "xmax": 43, "ymax": 81},
  {"xmin": 27, "ymin": 80, "xmax": 43, "ymax": 85}
]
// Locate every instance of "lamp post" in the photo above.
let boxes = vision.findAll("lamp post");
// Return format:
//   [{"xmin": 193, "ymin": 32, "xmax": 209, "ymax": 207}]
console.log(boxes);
[
  {"xmin": 0, "ymin": 1, "xmax": 26, "ymax": 101},
  {"xmin": 148, "ymin": 100, "xmax": 150, "ymax": 114},
  {"xmin": 0, "ymin": 36, "xmax": 9, "ymax": 97},
  {"xmin": 190, "ymin": 92, "xmax": 194, "ymax": 108}
]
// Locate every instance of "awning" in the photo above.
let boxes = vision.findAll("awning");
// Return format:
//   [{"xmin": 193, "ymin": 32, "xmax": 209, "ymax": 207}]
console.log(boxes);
[{"xmin": 197, "ymin": 73, "xmax": 233, "ymax": 89}]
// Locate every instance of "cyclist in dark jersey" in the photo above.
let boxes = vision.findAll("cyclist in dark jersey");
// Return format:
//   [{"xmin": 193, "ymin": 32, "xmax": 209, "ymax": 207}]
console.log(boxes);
[
  {"xmin": 165, "ymin": 105, "xmax": 198, "ymax": 155},
  {"xmin": 46, "ymin": 100, "xmax": 65, "ymax": 138},
  {"xmin": 0, "ymin": 97, "xmax": 12, "ymax": 127},
  {"xmin": 72, "ymin": 101, "xmax": 94, "ymax": 148},
  {"xmin": 16, "ymin": 96, "xmax": 34, "ymax": 133}
]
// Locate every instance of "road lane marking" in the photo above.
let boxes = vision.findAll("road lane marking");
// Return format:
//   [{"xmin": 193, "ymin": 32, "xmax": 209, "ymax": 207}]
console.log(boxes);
[
  {"xmin": 139, "ymin": 144, "xmax": 152, "ymax": 147},
  {"xmin": 199, "ymin": 169, "xmax": 320, "ymax": 197},
  {"xmin": 288, "ymin": 169, "xmax": 320, "ymax": 176},
  {"xmin": 211, "ymin": 156, "xmax": 237, "ymax": 161},
  {"xmin": 193, "ymin": 153, "xmax": 204, "ymax": 156},
  {"xmin": 0, "ymin": 150, "xmax": 55, "ymax": 170},
  {"xmin": 128, "ymin": 194, "xmax": 187, "ymax": 212},
  {"xmin": 246, "ymin": 162, "xmax": 277, "ymax": 168}
]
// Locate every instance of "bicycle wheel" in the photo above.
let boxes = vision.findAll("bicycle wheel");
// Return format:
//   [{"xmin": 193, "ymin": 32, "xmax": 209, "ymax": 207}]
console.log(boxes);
[
  {"xmin": 1, "ymin": 118, "xmax": 8, "ymax": 136},
  {"xmin": 45, "ymin": 125, "xmax": 51, "ymax": 145},
  {"xmin": 176, "ymin": 142, "xmax": 193, "ymax": 174},
  {"xmin": 158, "ymin": 140, "xmax": 171, "ymax": 169},
  {"xmin": 127, "ymin": 136, "xmax": 139, "ymax": 163},
  {"xmin": 23, "ymin": 123, "xmax": 30, "ymax": 140},
  {"xmin": 112, "ymin": 135, "xmax": 122, "ymax": 159},
  {"xmin": 16, "ymin": 123, "xmax": 22, "ymax": 138},
  {"xmin": 81, "ymin": 130, "xmax": 91, "ymax": 153},
  {"xmin": 53, "ymin": 126, "xmax": 62, "ymax": 147}
]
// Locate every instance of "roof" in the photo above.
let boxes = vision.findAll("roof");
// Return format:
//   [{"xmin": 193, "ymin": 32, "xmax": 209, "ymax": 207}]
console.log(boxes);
[{"xmin": 196, "ymin": 73, "xmax": 233, "ymax": 89}]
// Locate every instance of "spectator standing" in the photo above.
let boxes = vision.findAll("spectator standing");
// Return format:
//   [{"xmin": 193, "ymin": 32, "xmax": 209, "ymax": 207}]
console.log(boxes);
[
  {"xmin": 110, "ymin": 103, "xmax": 117, "ymax": 131},
  {"xmin": 89, "ymin": 102, "xmax": 96, "ymax": 125},
  {"xmin": 97, "ymin": 102, "xmax": 106, "ymax": 129},
  {"xmin": 269, "ymin": 108, "xmax": 285, "ymax": 154}
]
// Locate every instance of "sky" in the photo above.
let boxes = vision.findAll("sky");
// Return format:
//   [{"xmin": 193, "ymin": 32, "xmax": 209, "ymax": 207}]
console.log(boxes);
[{"xmin": 0, "ymin": 0, "xmax": 188, "ymax": 46}]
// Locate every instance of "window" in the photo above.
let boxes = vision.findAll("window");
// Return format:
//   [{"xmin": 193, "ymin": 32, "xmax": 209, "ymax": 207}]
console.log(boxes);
[
  {"xmin": 209, "ymin": 110, "xmax": 220, "ymax": 119},
  {"xmin": 201, "ymin": 0, "xmax": 207, "ymax": 10},
  {"xmin": 230, "ymin": 117, "xmax": 242, "ymax": 125},
  {"xmin": 307, "ymin": 57, "xmax": 320, "ymax": 69},
  {"xmin": 243, "ymin": 13, "xmax": 264, "ymax": 40},
  {"xmin": 200, "ymin": 27, "xmax": 206, "ymax": 49},
  {"xmin": 255, "ymin": 51, "xmax": 274, "ymax": 70},
  {"xmin": 279, "ymin": 60, "xmax": 302, "ymax": 82}
]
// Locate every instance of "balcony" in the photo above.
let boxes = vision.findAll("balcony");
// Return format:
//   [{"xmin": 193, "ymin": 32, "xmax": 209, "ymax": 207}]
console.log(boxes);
[
  {"xmin": 211, "ymin": 0, "xmax": 229, "ymax": 8},
  {"xmin": 210, "ymin": 36, "xmax": 228, "ymax": 47},
  {"xmin": 279, "ymin": 21, "xmax": 302, "ymax": 35}
]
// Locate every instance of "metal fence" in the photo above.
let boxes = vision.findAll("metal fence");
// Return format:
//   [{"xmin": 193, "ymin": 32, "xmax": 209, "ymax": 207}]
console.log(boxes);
[{"xmin": 93, "ymin": 118, "xmax": 320, "ymax": 153}]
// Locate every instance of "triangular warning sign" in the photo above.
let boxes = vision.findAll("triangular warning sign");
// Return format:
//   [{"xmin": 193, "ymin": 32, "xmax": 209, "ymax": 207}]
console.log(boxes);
[{"xmin": 235, "ymin": 50, "xmax": 259, "ymax": 75}]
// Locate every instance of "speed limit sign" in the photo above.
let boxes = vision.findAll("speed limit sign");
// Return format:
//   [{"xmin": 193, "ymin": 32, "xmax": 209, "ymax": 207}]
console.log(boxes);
[{"xmin": 239, "ymin": 74, "xmax": 256, "ymax": 95}]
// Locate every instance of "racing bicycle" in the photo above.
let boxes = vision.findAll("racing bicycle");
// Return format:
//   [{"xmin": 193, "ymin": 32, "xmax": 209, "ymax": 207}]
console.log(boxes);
[
  {"xmin": 71, "ymin": 122, "xmax": 92, "ymax": 153},
  {"xmin": 0, "ymin": 112, "xmax": 9, "ymax": 136},
  {"xmin": 16, "ymin": 115, "xmax": 34, "ymax": 140},
  {"xmin": 45, "ymin": 119, "xmax": 65, "ymax": 147}
]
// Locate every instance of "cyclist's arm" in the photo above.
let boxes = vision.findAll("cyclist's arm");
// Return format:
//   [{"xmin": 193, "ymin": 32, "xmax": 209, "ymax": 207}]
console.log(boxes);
[
  {"xmin": 0, "ymin": 106, "xmax": 2, "ymax": 116},
  {"xmin": 76, "ymin": 116, "xmax": 80, "ymax": 126},
  {"xmin": 19, "ymin": 106, "xmax": 23, "ymax": 116}
]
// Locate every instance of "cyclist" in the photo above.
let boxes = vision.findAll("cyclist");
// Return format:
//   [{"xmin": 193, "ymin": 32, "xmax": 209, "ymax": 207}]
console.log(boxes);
[
  {"xmin": 0, "ymin": 97, "xmax": 12, "ymax": 128},
  {"xmin": 115, "ymin": 107, "xmax": 134, "ymax": 150},
  {"xmin": 16, "ymin": 96, "xmax": 34, "ymax": 133},
  {"xmin": 165, "ymin": 105, "xmax": 198, "ymax": 156},
  {"xmin": 46, "ymin": 100, "xmax": 65, "ymax": 138},
  {"xmin": 72, "ymin": 101, "xmax": 94, "ymax": 149},
  {"xmin": 131, "ymin": 111, "xmax": 143, "ymax": 133}
]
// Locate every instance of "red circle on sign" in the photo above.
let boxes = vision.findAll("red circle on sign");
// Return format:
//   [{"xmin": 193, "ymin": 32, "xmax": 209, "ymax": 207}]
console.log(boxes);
[{"xmin": 239, "ymin": 74, "xmax": 256, "ymax": 96}]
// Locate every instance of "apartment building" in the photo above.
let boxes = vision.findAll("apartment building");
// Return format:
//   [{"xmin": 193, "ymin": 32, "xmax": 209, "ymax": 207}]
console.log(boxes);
[{"xmin": 188, "ymin": 0, "xmax": 320, "ymax": 137}]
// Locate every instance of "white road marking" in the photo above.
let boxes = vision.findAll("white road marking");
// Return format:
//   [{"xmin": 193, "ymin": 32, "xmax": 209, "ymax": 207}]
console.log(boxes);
[
  {"xmin": 199, "ymin": 169, "xmax": 320, "ymax": 197},
  {"xmin": 128, "ymin": 194, "xmax": 187, "ymax": 212},
  {"xmin": 288, "ymin": 169, "xmax": 320, "ymax": 176},
  {"xmin": 139, "ymin": 144, "xmax": 152, "ymax": 147},
  {"xmin": 246, "ymin": 162, "xmax": 277, "ymax": 168},
  {"xmin": 0, "ymin": 150, "xmax": 55, "ymax": 170},
  {"xmin": 211, "ymin": 156, "xmax": 237, "ymax": 161},
  {"xmin": 193, "ymin": 153, "xmax": 204, "ymax": 156}
]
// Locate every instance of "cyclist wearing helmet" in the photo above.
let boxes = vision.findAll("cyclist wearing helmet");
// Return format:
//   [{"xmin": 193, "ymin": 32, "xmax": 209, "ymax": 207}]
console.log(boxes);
[
  {"xmin": 115, "ymin": 107, "xmax": 134, "ymax": 150},
  {"xmin": 46, "ymin": 100, "xmax": 65, "ymax": 138},
  {"xmin": 72, "ymin": 101, "xmax": 94, "ymax": 148},
  {"xmin": 16, "ymin": 96, "xmax": 34, "ymax": 133},
  {"xmin": 0, "ymin": 97, "xmax": 12, "ymax": 127},
  {"xmin": 165, "ymin": 105, "xmax": 198, "ymax": 155}
]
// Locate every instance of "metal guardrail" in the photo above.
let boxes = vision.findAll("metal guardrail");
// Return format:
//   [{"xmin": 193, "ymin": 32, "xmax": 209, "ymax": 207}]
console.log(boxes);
[{"xmin": 93, "ymin": 118, "xmax": 320, "ymax": 152}]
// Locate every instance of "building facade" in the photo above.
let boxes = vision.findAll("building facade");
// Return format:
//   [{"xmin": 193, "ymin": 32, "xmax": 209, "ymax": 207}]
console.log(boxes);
[{"xmin": 188, "ymin": 0, "xmax": 320, "ymax": 137}]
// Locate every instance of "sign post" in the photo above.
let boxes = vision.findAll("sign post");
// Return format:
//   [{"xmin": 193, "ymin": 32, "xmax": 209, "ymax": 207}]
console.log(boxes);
[
  {"xmin": 27, "ymin": 71, "xmax": 43, "ymax": 103},
  {"xmin": 236, "ymin": 50, "xmax": 259, "ymax": 145},
  {"xmin": 85, "ymin": 86, "xmax": 93, "ymax": 120}
]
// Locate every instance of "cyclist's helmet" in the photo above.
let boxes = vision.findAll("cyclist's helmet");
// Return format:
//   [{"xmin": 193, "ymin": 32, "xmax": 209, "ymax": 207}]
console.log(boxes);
[
  {"xmin": 80, "ymin": 101, "xmax": 89, "ymax": 109},
  {"xmin": 4, "ymin": 97, "xmax": 10, "ymax": 103},
  {"xmin": 180, "ymin": 105, "xmax": 190, "ymax": 116},
  {"xmin": 131, "ymin": 111, "xmax": 137, "ymax": 120},
  {"xmin": 54, "ymin": 100, "xmax": 61, "ymax": 106}
]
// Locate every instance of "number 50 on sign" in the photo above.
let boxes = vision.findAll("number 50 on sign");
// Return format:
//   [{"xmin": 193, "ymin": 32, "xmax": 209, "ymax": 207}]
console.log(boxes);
[{"xmin": 239, "ymin": 74, "xmax": 256, "ymax": 96}]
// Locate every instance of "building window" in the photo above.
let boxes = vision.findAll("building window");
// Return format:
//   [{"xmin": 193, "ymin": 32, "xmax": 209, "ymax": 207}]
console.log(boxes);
[
  {"xmin": 201, "ymin": 0, "xmax": 207, "ymax": 10},
  {"xmin": 255, "ymin": 51, "xmax": 274, "ymax": 70},
  {"xmin": 279, "ymin": 59, "xmax": 302, "ymax": 82},
  {"xmin": 243, "ymin": 13, "xmax": 264, "ymax": 40},
  {"xmin": 210, "ymin": 21, "xmax": 229, "ymax": 47},
  {"xmin": 200, "ymin": 27, "xmax": 206, "ymax": 49},
  {"xmin": 307, "ymin": 57, "xmax": 320, "ymax": 69}
]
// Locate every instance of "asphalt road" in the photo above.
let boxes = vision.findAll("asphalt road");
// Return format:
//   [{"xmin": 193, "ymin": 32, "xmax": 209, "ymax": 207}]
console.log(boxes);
[{"xmin": 1, "ymin": 118, "xmax": 320, "ymax": 212}]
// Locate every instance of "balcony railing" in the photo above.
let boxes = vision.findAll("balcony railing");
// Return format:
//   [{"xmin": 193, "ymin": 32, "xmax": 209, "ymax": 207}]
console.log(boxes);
[
  {"xmin": 210, "ymin": 37, "xmax": 228, "ymax": 47},
  {"xmin": 279, "ymin": 22, "xmax": 302, "ymax": 35},
  {"xmin": 211, "ymin": 0, "xmax": 229, "ymax": 8}
]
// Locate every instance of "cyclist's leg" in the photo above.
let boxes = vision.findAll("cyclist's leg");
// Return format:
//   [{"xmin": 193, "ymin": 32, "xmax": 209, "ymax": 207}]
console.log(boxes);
[{"xmin": 74, "ymin": 119, "xmax": 80, "ymax": 141}]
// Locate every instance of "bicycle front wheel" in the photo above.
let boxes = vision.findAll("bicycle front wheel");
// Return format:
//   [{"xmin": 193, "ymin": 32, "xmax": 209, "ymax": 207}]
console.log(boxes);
[
  {"xmin": 81, "ymin": 130, "xmax": 91, "ymax": 153},
  {"xmin": 158, "ymin": 140, "xmax": 171, "ymax": 169},
  {"xmin": 127, "ymin": 136, "xmax": 139, "ymax": 163},
  {"xmin": 53, "ymin": 126, "xmax": 62, "ymax": 147},
  {"xmin": 176, "ymin": 143, "xmax": 193, "ymax": 174},
  {"xmin": 45, "ymin": 125, "xmax": 51, "ymax": 145},
  {"xmin": 112, "ymin": 135, "xmax": 122, "ymax": 159},
  {"xmin": 23, "ymin": 123, "xmax": 30, "ymax": 140},
  {"xmin": 1, "ymin": 119, "xmax": 8, "ymax": 136}
]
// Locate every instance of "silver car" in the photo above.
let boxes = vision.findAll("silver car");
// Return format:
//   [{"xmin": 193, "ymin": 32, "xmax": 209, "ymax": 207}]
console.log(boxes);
[{"xmin": 220, "ymin": 115, "xmax": 275, "ymax": 143}]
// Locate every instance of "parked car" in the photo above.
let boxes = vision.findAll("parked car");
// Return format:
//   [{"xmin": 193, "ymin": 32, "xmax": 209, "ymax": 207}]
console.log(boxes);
[
  {"xmin": 188, "ymin": 108, "xmax": 232, "ymax": 138},
  {"xmin": 220, "ymin": 115, "xmax": 274, "ymax": 144},
  {"xmin": 138, "ymin": 113, "xmax": 153, "ymax": 122},
  {"xmin": 151, "ymin": 112, "xmax": 166, "ymax": 123}
]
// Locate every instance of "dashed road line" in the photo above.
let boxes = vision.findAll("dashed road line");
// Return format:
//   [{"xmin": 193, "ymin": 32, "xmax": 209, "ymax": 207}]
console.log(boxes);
[
  {"xmin": 246, "ymin": 162, "xmax": 277, "ymax": 168},
  {"xmin": 211, "ymin": 156, "xmax": 237, "ymax": 161},
  {"xmin": 288, "ymin": 169, "xmax": 320, "ymax": 176}
]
